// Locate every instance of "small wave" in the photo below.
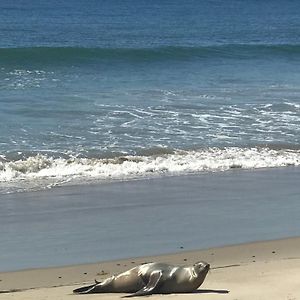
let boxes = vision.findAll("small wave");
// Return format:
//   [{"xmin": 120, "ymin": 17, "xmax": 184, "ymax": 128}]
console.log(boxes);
[
  {"xmin": 1, "ymin": 147, "xmax": 299, "ymax": 193},
  {"xmin": 1, "ymin": 44, "xmax": 300, "ymax": 66}
]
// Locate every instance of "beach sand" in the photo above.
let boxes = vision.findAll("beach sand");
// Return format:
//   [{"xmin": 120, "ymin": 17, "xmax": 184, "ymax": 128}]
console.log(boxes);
[{"xmin": 1, "ymin": 237, "xmax": 300, "ymax": 300}]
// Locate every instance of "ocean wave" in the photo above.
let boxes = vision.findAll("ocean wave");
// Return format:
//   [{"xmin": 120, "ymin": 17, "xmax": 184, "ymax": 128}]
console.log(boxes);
[
  {"xmin": 1, "ymin": 147, "xmax": 299, "ymax": 193},
  {"xmin": 1, "ymin": 44, "xmax": 300, "ymax": 66}
]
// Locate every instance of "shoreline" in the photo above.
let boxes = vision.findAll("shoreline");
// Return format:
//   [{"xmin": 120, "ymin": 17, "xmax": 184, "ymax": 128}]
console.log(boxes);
[
  {"xmin": 1, "ymin": 167, "xmax": 300, "ymax": 272},
  {"xmin": 1, "ymin": 236, "xmax": 300, "ymax": 299}
]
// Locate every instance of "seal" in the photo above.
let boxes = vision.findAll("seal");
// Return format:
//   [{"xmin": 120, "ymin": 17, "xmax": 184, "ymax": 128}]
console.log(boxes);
[{"xmin": 73, "ymin": 261, "xmax": 210, "ymax": 297}]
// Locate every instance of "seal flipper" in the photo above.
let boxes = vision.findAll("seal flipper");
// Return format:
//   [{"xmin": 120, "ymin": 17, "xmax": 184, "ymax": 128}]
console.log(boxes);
[{"xmin": 122, "ymin": 270, "xmax": 163, "ymax": 298}]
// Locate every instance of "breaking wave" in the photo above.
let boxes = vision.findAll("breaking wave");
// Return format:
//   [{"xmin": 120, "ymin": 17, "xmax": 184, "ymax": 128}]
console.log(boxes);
[{"xmin": 1, "ymin": 147, "xmax": 299, "ymax": 193}]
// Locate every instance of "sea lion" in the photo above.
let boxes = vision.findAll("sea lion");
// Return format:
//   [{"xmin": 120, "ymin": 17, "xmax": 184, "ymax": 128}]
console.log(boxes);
[{"xmin": 73, "ymin": 261, "xmax": 210, "ymax": 297}]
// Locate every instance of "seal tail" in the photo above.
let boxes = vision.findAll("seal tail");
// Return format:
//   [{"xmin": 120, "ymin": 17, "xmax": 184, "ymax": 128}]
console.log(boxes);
[{"xmin": 73, "ymin": 283, "xmax": 99, "ymax": 294}]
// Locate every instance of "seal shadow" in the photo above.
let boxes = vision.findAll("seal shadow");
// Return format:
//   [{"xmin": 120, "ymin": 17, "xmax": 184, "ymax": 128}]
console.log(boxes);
[{"xmin": 193, "ymin": 289, "xmax": 229, "ymax": 294}]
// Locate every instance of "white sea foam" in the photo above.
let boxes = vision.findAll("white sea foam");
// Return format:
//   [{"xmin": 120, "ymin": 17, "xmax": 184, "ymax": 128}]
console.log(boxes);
[{"xmin": 0, "ymin": 147, "xmax": 299, "ymax": 193}]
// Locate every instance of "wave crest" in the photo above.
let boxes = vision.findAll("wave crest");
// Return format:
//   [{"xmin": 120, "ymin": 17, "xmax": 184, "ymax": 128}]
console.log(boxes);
[{"xmin": 2, "ymin": 44, "xmax": 300, "ymax": 66}]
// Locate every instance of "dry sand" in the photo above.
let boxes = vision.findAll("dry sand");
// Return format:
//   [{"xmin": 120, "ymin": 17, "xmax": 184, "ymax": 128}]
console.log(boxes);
[{"xmin": 1, "ymin": 236, "xmax": 300, "ymax": 299}]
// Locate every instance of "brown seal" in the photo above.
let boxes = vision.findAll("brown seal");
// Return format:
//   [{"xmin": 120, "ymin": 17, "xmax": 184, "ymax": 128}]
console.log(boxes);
[{"xmin": 73, "ymin": 261, "xmax": 210, "ymax": 297}]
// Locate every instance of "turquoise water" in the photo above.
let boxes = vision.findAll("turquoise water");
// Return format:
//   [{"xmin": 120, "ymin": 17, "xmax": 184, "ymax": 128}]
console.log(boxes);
[{"xmin": 1, "ymin": 0, "xmax": 300, "ymax": 193}]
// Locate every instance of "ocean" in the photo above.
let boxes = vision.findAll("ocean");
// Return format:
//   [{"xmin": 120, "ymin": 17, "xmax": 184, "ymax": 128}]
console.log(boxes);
[{"xmin": 1, "ymin": 0, "xmax": 300, "ymax": 194}]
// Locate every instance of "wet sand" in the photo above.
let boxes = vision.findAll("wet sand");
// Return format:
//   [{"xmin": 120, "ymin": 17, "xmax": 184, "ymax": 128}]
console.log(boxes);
[
  {"xmin": 1, "ymin": 167, "xmax": 300, "ymax": 272},
  {"xmin": 1, "ymin": 237, "xmax": 300, "ymax": 299}
]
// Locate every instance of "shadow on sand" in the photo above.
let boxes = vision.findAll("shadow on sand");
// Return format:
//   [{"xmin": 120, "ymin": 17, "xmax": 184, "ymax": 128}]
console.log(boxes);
[{"xmin": 194, "ymin": 289, "xmax": 229, "ymax": 294}]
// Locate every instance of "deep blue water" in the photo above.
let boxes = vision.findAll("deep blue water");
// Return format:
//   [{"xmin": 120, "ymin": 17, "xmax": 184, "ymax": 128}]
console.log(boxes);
[
  {"xmin": 0, "ymin": 0, "xmax": 300, "ymax": 193},
  {"xmin": 2, "ymin": 0, "xmax": 300, "ymax": 48}
]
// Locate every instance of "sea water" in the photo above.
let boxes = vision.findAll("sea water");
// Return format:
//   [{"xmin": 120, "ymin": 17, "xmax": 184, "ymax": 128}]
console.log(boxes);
[{"xmin": 1, "ymin": 0, "xmax": 300, "ymax": 194}]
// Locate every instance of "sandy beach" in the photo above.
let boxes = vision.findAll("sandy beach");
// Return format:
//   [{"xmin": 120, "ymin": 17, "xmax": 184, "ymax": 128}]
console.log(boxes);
[{"xmin": 1, "ymin": 237, "xmax": 300, "ymax": 299}]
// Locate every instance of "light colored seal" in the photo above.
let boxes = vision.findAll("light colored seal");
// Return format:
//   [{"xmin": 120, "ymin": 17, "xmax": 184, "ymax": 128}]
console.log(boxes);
[{"xmin": 73, "ymin": 261, "xmax": 210, "ymax": 297}]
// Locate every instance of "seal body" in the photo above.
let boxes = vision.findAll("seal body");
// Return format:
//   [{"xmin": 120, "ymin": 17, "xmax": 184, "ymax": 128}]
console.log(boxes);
[{"xmin": 73, "ymin": 261, "xmax": 210, "ymax": 297}]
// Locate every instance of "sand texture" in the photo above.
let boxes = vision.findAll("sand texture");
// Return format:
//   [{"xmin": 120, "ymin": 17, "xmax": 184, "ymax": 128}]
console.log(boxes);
[{"xmin": 1, "ymin": 237, "xmax": 300, "ymax": 299}]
